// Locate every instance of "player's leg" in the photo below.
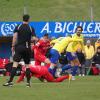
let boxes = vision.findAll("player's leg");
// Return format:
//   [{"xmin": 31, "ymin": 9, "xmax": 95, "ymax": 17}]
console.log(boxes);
[
  {"xmin": 3, "ymin": 50, "xmax": 21, "ymax": 86},
  {"xmin": 16, "ymin": 71, "xmax": 25, "ymax": 83},
  {"xmin": 23, "ymin": 48, "xmax": 31, "ymax": 87},
  {"xmin": 71, "ymin": 58, "xmax": 80, "ymax": 75},
  {"xmin": 48, "ymin": 49, "xmax": 60, "ymax": 75},
  {"xmin": 61, "ymin": 64, "xmax": 72, "ymax": 73},
  {"xmin": 62, "ymin": 52, "xmax": 74, "ymax": 74},
  {"xmin": 44, "ymin": 72, "xmax": 55, "ymax": 82},
  {"xmin": 54, "ymin": 75, "xmax": 70, "ymax": 82},
  {"xmin": 65, "ymin": 52, "xmax": 79, "ymax": 80},
  {"xmin": 44, "ymin": 71, "xmax": 71, "ymax": 82},
  {"xmin": 70, "ymin": 57, "xmax": 80, "ymax": 80},
  {"xmin": 3, "ymin": 62, "xmax": 19, "ymax": 86}
]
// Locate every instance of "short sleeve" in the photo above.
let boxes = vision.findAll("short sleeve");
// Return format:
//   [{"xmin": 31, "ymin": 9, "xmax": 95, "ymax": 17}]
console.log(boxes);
[{"xmin": 14, "ymin": 25, "xmax": 19, "ymax": 33}]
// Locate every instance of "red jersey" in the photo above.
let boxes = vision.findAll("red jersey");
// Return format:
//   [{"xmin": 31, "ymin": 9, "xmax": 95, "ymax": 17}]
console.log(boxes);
[
  {"xmin": 17, "ymin": 64, "xmax": 69, "ymax": 83},
  {"xmin": 29, "ymin": 65, "xmax": 48, "ymax": 78},
  {"xmin": 33, "ymin": 38, "xmax": 50, "ymax": 55}
]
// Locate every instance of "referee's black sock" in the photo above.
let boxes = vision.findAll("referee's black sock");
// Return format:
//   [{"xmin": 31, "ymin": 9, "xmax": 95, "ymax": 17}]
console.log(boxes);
[
  {"xmin": 8, "ymin": 67, "xmax": 17, "ymax": 83},
  {"xmin": 26, "ymin": 68, "xmax": 31, "ymax": 83}
]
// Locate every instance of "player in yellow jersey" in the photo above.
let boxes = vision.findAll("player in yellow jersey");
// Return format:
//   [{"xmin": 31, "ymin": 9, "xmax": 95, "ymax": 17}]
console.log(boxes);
[
  {"xmin": 48, "ymin": 35, "xmax": 83, "ymax": 76},
  {"xmin": 66, "ymin": 26, "xmax": 84, "ymax": 64},
  {"xmin": 50, "ymin": 37, "xmax": 65, "ymax": 44},
  {"xmin": 62, "ymin": 26, "xmax": 84, "ymax": 80}
]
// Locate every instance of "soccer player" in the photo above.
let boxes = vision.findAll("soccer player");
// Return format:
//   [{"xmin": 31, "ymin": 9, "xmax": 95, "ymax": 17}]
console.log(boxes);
[
  {"xmin": 72, "ymin": 26, "xmax": 84, "ymax": 52},
  {"xmin": 16, "ymin": 64, "xmax": 72, "ymax": 83},
  {"xmin": 32, "ymin": 33, "xmax": 51, "ymax": 66},
  {"xmin": 62, "ymin": 26, "xmax": 84, "ymax": 80},
  {"xmin": 50, "ymin": 37, "xmax": 65, "ymax": 45},
  {"xmin": 48, "ymin": 35, "xmax": 83, "ymax": 76}
]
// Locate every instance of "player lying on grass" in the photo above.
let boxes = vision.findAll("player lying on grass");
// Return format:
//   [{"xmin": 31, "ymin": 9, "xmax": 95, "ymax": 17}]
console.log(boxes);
[{"xmin": 16, "ymin": 64, "xmax": 72, "ymax": 83}]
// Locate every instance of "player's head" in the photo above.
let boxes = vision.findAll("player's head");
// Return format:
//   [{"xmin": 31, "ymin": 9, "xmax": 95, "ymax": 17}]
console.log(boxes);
[
  {"xmin": 23, "ymin": 14, "xmax": 30, "ymax": 22},
  {"xmin": 43, "ymin": 33, "xmax": 49, "ymax": 40},
  {"xmin": 76, "ymin": 26, "xmax": 83, "ymax": 36},
  {"xmin": 97, "ymin": 38, "xmax": 100, "ymax": 43}
]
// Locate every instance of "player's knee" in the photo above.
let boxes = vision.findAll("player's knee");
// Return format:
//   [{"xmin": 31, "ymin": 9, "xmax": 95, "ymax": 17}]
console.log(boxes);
[
  {"xmin": 74, "ymin": 60, "xmax": 80, "ymax": 66},
  {"xmin": 13, "ymin": 61, "xmax": 19, "ymax": 67}
]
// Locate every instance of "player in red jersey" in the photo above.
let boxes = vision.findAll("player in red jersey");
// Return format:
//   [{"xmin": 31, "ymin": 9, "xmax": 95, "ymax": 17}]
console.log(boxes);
[
  {"xmin": 32, "ymin": 33, "xmax": 51, "ymax": 66},
  {"xmin": 17, "ymin": 64, "xmax": 71, "ymax": 83}
]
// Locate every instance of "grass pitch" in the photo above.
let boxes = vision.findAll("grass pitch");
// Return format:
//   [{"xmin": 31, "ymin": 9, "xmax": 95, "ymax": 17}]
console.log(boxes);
[
  {"xmin": 0, "ymin": 76, "xmax": 100, "ymax": 100},
  {"xmin": 0, "ymin": 0, "xmax": 100, "ymax": 21}
]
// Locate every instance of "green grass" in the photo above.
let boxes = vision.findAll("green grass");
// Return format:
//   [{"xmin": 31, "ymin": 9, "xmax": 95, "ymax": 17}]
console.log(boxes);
[
  {"xmin": 0, "ymin": 76, "xmax": 100, "ymax": 100},
  {"xmin": 0, "ymin": 0, "xmax": 100, "ymax": 21}
]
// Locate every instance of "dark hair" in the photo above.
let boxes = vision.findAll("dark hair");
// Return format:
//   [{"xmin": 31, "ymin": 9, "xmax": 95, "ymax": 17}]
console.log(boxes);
[
  {"xmin": 76, "ymin": 26, "xmax": 83, "ymax": 31},
  {"xmin": 97, "ymin": 46, "xmax": 100, "ymax": 50},
  {"xmin": 23, "ymin": 14, "xmax": 30, "ymax": 22},
  {"xmin": 44, "ymin": 33, "xmax": 49, "ymax": 37}
]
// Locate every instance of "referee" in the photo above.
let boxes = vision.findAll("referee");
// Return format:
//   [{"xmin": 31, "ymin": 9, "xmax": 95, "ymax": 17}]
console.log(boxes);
[{"xmin": 3, "ymin": 14, "xmax": 36, "ymax": 87}]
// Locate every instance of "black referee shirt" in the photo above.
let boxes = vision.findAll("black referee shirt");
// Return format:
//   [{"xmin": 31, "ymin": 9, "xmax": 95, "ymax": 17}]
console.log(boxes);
[{"xmin": 14, "ymin": 23, "xmax": 36, "ymax": 46}]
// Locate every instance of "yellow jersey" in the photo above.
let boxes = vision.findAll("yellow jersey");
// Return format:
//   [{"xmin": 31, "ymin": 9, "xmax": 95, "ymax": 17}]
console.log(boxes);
[
  {"xmin": 52, "ymin": 36, "xmax": 82, "ymax": 54},
  {"xmin": 66, "ymin": 33, "xmax": 84, "ymax": 52},
  {"xmin": 50, "ymin": 37, "xmax": 64, "ymax": 45}
]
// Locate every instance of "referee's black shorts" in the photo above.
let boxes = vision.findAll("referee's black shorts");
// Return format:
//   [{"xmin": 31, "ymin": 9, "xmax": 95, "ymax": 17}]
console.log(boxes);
[{"xmin": 13, "ymin": 45, "xmax": 31, "ymax": 64}]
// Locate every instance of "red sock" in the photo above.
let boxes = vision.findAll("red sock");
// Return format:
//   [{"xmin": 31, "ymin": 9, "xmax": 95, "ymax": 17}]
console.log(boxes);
[
  {"xmin": 16, "ymin": 72, "xmax": 25, "ymax": 83},
  {"xmin": 54, "ymin": 75, "xmax": 69, "ymax": 82}
]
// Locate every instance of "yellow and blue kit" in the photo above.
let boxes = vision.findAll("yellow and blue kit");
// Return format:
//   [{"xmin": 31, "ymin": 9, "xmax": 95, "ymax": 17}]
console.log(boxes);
[
  {"xmin": 50, "ymin": 36, "xmax": 83, "ymax": 64},
  {"xmin": 66, "ymin": 33, "xmax": 84, "ymax": 61}
]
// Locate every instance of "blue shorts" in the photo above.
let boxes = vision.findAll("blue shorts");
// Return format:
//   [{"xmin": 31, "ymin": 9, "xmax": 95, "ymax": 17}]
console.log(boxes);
[
  {"xmin": 66, "ymin": 52, "xmax": 77, "ymax": 61},
  {"xmin": 50, "ymin": 49, "xmax": 60, "ymax": 64}
]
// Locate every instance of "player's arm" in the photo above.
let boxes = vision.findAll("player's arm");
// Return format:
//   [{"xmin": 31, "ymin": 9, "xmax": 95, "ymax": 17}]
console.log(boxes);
[
  {"xmin": 31, "ymin": 27, "xmax": 38, "ymax": 42},
  {"xmin": 12, "ymin": 32, "xmax": 17, "ymax": 47},
  {"xmin": 11, "ymin": 26, "xmax": 19, "ymax": 53},
  {"xmin": 12, "ymin": 25, "xmax": 19, "ymax": 47},
  {"xmin": 33, "ymin": 40, "xmax": 43, "ymax": 49}
]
